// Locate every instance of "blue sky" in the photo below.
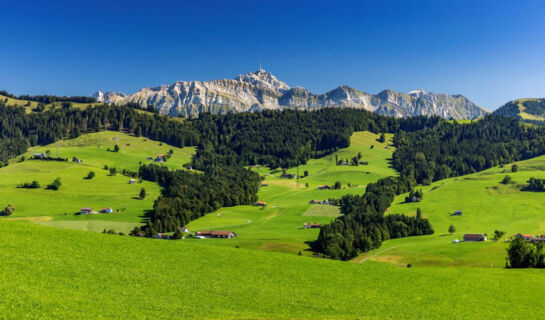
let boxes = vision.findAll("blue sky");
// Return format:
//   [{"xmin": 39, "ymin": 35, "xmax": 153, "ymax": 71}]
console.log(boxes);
[{"xmin": 1, "ymin": 0, "xmax": 544, "ymax": 110}]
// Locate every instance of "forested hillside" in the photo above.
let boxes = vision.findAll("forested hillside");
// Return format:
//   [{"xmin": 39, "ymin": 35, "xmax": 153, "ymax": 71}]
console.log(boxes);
[{"xmin": 5, "ymin": 99, "xmax": 545, "ymax": 261}]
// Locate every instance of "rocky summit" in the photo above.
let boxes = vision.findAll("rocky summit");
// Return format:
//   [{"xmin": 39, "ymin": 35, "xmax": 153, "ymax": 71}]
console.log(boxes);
[{"xmin": 93, "ymin": 70, "xmax": 489, "ymax": 119}]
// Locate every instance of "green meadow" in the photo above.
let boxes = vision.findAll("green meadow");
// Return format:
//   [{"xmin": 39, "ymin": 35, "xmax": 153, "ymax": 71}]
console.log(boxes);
[
  {"xmin": 2, "ymin": 219, "xmax": 545, "ymax": 319},
  {"xmin": 356, "ymin": 154, "xmax": 545, "ymax": 267},
  {"xmin": 187, "ymin": 131, "xmax": 396, "ymax": 254},
  {"xmin": 0, "ymin": 131, "xmax": 195, "ymax": 233},
  {"xmin": 4, "ymin": 129, "xmax": 545, "ymax": 318}
]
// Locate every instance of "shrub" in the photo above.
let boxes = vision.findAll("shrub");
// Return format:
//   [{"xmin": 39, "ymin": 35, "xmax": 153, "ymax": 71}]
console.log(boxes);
[
  {"xmin": 46, "ymin": 177, "xmax": 62, "ymax": 190},
  {"xmin": 85, "ymin": 171, "xmax": 95, "ymax": 179}
]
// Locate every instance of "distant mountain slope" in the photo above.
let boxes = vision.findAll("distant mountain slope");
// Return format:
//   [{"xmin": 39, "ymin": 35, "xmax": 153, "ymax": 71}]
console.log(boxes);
[
  {"xmin": 493, "ymin": 98, "xmax": 545, "ymax": 121},
  {"xmin": 93, "ymin": 70, "xmax": 489, "ymax": 119}
]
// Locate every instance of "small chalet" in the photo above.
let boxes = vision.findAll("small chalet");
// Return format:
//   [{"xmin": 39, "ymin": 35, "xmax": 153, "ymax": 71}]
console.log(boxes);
[
  {"xmin": 317, "ymin": 185, "xmax": 332, "ymax": 190},
  {"xmin": 80, "ymin": 207, "xmax": 93, "ymax": 215},
  {"xmin": 195, "ymin": 230, "xmax": 237, "ymax": 238},
  {"xmin": 73, "ymin": 157, "xmax": 82, "ymax": 164},
  {"xmin": 453, "ymin": 210, "xmax": 462, "ymax": 216},
  {"xmin": 304, "ymin": 223, "xmax": 322, "ymax": 229},
  {"xmin": 516, "ymin": 233, "xmax": 534, "ymax": 241},
  {"xmin": 100, "ymin": 207, "xmax": 113, "ymax": 213},
  {"xmin": 33, "ymin": 152, "xmax": 47, "ymax": 159},
  {"xmin": 463, "ymin": 234, "xmax": 487, "ymax": 241},
  {"xmin": 254, "ymin": 201, "xmax": 267, "ymax": 207},
  {"xmin": 154, "ymin": 233, "xmax": 170, "ymax": 240},
  {"xmin": 309, "ymin": 200, "xmax": 321, "ymax": 204},
  {"xmin": 154, "ymin": 154, "xmax": 165, "ymax": 162},
  {"xmin": 180, "ymin": 226, "xmax": 190, "ymax": 233},
  {"xmin": 280, "ymin": 173, "xmax": 297, "ymax": 179},
  {"xmin": 129, "ymin": 179, "xmax": 136, "ymax": 184},
  {"xmin": 113, "ymin": 137, "xmax": 119, "ymax": 141}
]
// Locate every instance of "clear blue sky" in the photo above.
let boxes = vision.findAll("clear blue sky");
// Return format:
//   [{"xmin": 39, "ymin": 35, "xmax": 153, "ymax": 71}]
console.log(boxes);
[{"xmin": 1, "ymin": 0, "xmax": 545, "ymax": 110}]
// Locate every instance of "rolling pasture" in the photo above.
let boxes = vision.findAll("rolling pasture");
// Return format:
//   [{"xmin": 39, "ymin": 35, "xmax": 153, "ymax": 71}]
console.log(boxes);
[
  {"xmin": 0, "ymin": 131, "xmax": 195, "ymax": 233},
  {"xmin": 357, "ymin": 154, "xmax": 545, "ymax": 267},
  {"xmin": 2, "ymin": 219, "xmax": 545, "ymax": 319},
  {"xmin": 187, "ymin": 131, "xmax": 396, "ymax": 254}
]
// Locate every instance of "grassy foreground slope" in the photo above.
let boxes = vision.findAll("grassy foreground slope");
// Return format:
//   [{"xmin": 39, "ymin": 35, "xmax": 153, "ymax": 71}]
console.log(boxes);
[
  {"xmin": 187, "ymin": 131, "xmax": 395, "ymax": 254},
  {"xmin": 357, "ymin": 153, "xmax": 545, "ymax": 267},
  {"xmin": 2, "ymin": 219, "xmax": 545, "ymax": 319},
  {"xmin": 0, "ymin": 131, "xmax": 195, "ymax": 232}
]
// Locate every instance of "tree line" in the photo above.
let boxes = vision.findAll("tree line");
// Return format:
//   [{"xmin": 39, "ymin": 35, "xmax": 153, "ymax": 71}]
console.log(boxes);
[{"xmin": 314, "ymin": 177, "xmax": 433, "ymax": 260}]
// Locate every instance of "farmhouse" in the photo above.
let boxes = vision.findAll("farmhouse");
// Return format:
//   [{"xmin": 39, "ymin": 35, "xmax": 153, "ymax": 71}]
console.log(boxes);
[
  {"xmin": 73, "ymin": 157, "xmax": 82, "ymax": 164},
  {"xmin": 280, "ymin": 173, "xmax": 297, "ymax": 179},
  {"xmin": 195, "ymin": 230, "xmax": 237, "ymax": 238},
  {"xmin": 309, "ymin": 200, "xmax": 329, "ymax": 205},
  {"xmin": 317, "ymin": 185, "xmax": 332, "ymax": 190},
  {"xmin": 154, "ymin": 154, "xmax": 165, "ymax": 162},
  {"xmin": 254, "ymin": 201, "xmax": 267, "ymax": 207},
  {"xmin": 304, "ymin": 223, "xmax": 322, "ymax": 229},
  {"xmin": 453, "ymin": 210, "xmax": 462, "ymax": 216},
  {"xmin": 100, "ymin": 207, "xmax": 113, "ymax": 213},
  {"xmin": 80, "ymin": 207, "xmax": 93, "ymax": 215},
  {"xmin": 180, "ymin": 226, "xmax": 190, "ymax": 233},
  {"xmin": 33, "ymin": 152, "xmax": 47, "ymax": 159},
  {"xmin": 516, "ymin": 233, "xmax": 534, "ymax": 241},
  {"xmin": 154, "ymin": 233, "xmax": 170, "ymax": 240},
  {"xmin": 463, "ymin": 234, "xmax": 487, "ymax": 241},
  {"xmin": 129, "ymin": 179, "xmax": 136, "ymax": 184}
]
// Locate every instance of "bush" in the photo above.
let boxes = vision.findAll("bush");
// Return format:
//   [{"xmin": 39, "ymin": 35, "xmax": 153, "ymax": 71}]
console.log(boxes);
[
  {"xmin": 501, "ymin": 175, "xmax": 512, "ymax": 184},
  {"xmin": 18, "ymin": 180, "xmax": 40, "ymax": 188},
  {"xmin": 1, "ymin": 204, "xmax": 15, "ymax": 216},
  {"xmin": 46, "ymin": 177, "xmax": 62, "ymax": 190},
  {"xmin": 85, "ymin": 171, "xmax": 95, "ymax": 179}
]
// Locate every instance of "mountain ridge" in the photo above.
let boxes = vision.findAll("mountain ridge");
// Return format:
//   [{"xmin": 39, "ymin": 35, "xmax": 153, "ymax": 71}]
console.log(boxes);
[{"xmin": 93, "ymin": 70, "xmax": 489, "ymax": 119}]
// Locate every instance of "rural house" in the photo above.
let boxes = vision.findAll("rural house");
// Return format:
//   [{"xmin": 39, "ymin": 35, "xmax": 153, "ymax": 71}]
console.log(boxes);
[
  {"xmin": 309, "ymin": 200, "xmax": 321, "ymax": 204},
  {"xmin": 73, "ymin": 157, "xmax": 82, "ymax": 164},
  {"xmin": 80, "ymin": 207, "xmax": 93, "ymax": 215},
  {"xmin": 254, "ymin": 201, "xmax": 267, "ymax": 207},
  {"xmin": 195, "ymin": 231, "xmax": 237, "ymax": 238},
  {"xmin": 154, "ymin": 154, "xmax": 165, "ymax": 162},
  {"xmin": 516, "ymin": 233, "xmax": 534, "ymax": 241},
  {"xmin": 463, "ymin": 234, "xmax": 487, "ymax": 241},
  {"xmin": 33, "ymin": 152, "xmax": 47, "ymax": 159},
  {"xmin": 100, "ymin": 207, "xmax": 113, "ymax": 213},
  {"xmin": 280, "ymin": 173, "xmax": 297, "ymax": 179},
  {"xmin": 129, "ymin": 179, "xmax": 136, "ymax": 184},
  {"xmin": 317, "ymin": 185, "xmax": 332, "ymax": 190},
  {"xmin": 453, "ymin": 210, "xmax": 462, "ymax": 216},
  {"xmin": 304, "ymin": 223, "xmax": 322, "ymax": 229}
]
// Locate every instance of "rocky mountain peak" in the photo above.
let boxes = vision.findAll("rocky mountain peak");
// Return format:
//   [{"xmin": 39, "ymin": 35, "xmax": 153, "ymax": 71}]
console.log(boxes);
[{"xmin": 234, "ymin": 70, "xmax": 290, "ymax": 91}]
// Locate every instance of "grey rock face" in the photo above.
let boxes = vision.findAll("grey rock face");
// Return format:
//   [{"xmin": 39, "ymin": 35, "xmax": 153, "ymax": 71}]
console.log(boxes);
[{"xmin": 94, "ymin": 71, "xmax": 488, "ymax": 119}]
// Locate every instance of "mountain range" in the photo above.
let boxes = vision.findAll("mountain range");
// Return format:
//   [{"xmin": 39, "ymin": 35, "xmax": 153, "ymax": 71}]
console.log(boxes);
[{"xmin": 92, "ymin": 70, "xmax": 489, "ymax": 119}]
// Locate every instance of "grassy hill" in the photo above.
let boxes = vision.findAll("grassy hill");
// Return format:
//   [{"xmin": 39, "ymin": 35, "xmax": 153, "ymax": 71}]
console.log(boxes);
[
  {"xmin": 187, "ymin": 131, "xmax": 396, "ymax": 254},
  {"xmin": 2, "ymin": 219, "xmax": 545, "ymax": 319},
  {"xmin": 354, "ymin": 154, "xmax": 545, "ymax": 267},
  {"xmin": 4, "ymin": 129, "xmax": 545, "ymax": 318},
  {"xmin": 0, "ymin": 131, "xmax": 195, "ymax": 233},
  {"xmin": 493, "ymin": 98, "xmax": 545, "ymax": 120}
]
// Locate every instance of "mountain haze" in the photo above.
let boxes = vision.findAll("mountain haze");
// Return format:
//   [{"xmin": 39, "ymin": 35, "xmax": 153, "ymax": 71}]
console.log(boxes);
[{"xmin": 93, "ymin": 70, "xmax": 489, "ymax": 119}]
